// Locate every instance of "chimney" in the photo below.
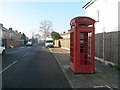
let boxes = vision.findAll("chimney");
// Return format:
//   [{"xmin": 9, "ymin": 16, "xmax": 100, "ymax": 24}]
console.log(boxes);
[
  {"xmin": 9, "ymin": 27, "xmax": 12, "ymax": 30},
  {"xmin": 15, "ymin": 30, "xmax": 18, "ymax": 33},
  {"xmin": 0, "ymin": 23, "xmax": 3, "ymax": 28}
]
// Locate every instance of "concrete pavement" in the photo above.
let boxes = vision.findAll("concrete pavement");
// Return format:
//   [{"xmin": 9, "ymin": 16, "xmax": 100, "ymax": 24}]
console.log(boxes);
[{"xmin": 49, "ymin": 47, "xmax": 119, "ymax": 89}]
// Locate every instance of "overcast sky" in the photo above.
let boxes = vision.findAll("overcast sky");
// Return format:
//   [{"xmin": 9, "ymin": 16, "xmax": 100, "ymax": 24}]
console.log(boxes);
[{"xmin": 0, "ymin": 1, "xmax": 88, "ymax": 38}]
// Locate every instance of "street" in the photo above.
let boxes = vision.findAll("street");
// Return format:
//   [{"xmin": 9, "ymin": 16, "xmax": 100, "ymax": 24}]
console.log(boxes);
[
  {"xmin": 0, "ymin": 1, "xmax": 119, "ymax": 90},
  {"xmin": 2, "ymin": 43, "xmax": 71, "ymax": 88}
]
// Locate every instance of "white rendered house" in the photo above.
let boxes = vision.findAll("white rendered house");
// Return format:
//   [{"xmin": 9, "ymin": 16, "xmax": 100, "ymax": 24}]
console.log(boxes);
[
  {"xmin": 83, "ymin": 0, "xmax": 119, "ymax": 34},
  {"xmin": 83, "ymin": 0, "xmax": 120, "ymax": 65}
]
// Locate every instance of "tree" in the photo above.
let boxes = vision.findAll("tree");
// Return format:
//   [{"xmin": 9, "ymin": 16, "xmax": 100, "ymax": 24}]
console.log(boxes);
[
  {"xmin": 39, "ymin": 20, "xmax": 53, "ymax": 39},
  {"xmin": 51, "ymin": 31, "xmax": 62, "ymax": 40}
]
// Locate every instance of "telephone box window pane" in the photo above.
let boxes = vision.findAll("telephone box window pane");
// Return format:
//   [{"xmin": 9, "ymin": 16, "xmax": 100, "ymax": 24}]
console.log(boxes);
[
  {"xmin": 80, "ymin": 32, "xmax": 84, "ymax": 39},
  {"xmin": 70, "ymin": 32, "xmax": 74, "ymax": 63},
  {"xmin": 80, "ymin": 32, "xmax": 84, "ymax": 53}
]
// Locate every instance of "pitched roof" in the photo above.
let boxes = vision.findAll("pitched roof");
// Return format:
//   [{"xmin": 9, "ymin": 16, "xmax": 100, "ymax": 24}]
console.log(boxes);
[
  {"xmin": 82, "ymin": 0, "xmax": 96, "ymax": 9},
  {"xmin": 2, "ymin": 27, "xmax": 14, "ymax": 33}
]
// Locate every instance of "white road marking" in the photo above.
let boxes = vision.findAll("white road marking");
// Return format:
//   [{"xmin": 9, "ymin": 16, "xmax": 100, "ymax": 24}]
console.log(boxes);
[
  {"xmin": 23, "ymin": 52, "xmax": 30, "ymax": 57},
  {"xmin": 94, "ymin": 85, "xmax": 113, "ymax": 90},
  {"xmin": 94, "ymin": 85, "xmax": 105, "ymax": 88},
  {"xmin": 106, "ymin": 85, "xmax": 114, "ymax": 90},
  {"xmin": 0, "ymin": 60, "xmax": 18, "ymax": 74}
]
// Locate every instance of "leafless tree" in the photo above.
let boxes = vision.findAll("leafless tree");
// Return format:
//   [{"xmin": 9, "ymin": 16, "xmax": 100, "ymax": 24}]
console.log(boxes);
[{"xmin": 39, "ymin": 20, "xmax": 53, "ymax": 39}]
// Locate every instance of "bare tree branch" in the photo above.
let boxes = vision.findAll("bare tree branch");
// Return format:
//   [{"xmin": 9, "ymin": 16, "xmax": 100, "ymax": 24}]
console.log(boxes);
[{"xmin": 39, "ymin": 20, "xmax": 53, "ymax": 39}]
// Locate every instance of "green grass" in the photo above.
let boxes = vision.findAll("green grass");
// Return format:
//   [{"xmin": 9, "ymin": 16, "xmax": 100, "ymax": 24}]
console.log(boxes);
[
  {"xmin": 113, "ymin": 64, "xmax": 120, "ymax": 71},
  {"xmin": 108, "ymin": 63, "xmax": 120, "ymax": 71},
  {"xmin": 108, "ymin": 63, "xmax": 113, "ymax": 68}
]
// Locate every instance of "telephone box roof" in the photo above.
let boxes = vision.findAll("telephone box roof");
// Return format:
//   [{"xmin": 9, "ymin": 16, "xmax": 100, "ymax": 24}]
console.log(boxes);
[{"xmin": 70, "ymin": 16, "xmax": 95, "ymax": 26}]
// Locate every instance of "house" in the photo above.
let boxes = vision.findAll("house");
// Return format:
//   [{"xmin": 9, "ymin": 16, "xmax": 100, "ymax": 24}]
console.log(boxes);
[
  {"xmin": 2, "ymin": 27, "xmax": 14, "ymax": 40},
  {"xmin": 1, "ymin": 24, "xmax": 25, "ymax": 48},
  {"xmin": 59, "ymin": 30, "xmax": 70, "ymax": 50},
  {"xmin": 60, "ymin": 30, "xmax": 70, "ymax": 39},
  {"xmin": 14, "ymin": 30, "xmax": 22, "ymax": 41},
  {"xmin": 2, "ymin": 27, "xmax": 23, "ymax": 41},
  {"xmin": 83, "ymin": 0, "xmax": 119, "ymax": 65},
  {"xmin": 83, "ymin": 0, "xmax": 119, "ymax": 33}
]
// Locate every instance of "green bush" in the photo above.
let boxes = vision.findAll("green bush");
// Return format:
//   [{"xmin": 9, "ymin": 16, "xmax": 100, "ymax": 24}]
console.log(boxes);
[{"xmin": 108, "ymin": 63, "xmax": 113, "ymax": 68}]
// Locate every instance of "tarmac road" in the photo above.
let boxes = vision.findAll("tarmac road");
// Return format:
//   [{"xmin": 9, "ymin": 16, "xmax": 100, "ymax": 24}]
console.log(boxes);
[{"xmin": 2, "ymin": 43, "xmax": 71, "ymax": 88}]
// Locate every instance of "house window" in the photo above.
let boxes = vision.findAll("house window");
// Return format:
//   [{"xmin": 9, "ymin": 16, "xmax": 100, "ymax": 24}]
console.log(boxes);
[{"xmin": 9, "ymin": 33, "xmax": 12, "ymax": 38}]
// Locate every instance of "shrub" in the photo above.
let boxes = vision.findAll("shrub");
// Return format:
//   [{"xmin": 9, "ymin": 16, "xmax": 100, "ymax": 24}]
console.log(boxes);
[
  {"xmin": 108, "ymin": 63, "xmax": 113, "ymax": 68},
  {"xmin": 113, "ymin": 64, "xmax": 120, "ymax": 71}
]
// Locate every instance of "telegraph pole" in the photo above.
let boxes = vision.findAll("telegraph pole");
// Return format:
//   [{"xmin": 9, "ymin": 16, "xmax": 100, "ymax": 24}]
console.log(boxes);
[{"xmin": 103, "ymin": 31, "xmax": 105, "ymax": 64}]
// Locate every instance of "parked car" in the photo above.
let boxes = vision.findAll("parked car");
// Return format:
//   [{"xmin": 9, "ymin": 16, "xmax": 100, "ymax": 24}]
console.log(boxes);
[
  {"xmin": 26, "ymin": 41, "xmax": 32, "ymax": 46},
  {"xmin": 0, "ymin": 39, "xmax": 5, "ymax": 55},
  {"xmin": 45, "ymin": 38, "xmax": 54, "ymax": 48}
]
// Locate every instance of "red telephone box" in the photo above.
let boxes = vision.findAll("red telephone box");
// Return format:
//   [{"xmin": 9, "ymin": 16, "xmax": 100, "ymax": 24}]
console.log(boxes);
[{"xmin": 70, "ymin": 16, "xmax": 95, "ymax": 73}]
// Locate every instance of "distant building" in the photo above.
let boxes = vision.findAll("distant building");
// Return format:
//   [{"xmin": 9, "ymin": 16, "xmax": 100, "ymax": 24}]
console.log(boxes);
[
  {"xmin": 2, "ymin": 27, "xmax": 14, "ymax": 40},
  {"xmin": 83, "ymin": 0, "xmax": 119, "ymax": 33},
  {"xmin": 2, "ymin": 27, "xmax": 24, "ymax": 41},
  {"xmin": 1, "ymin": 23, "xmax": 26, "ymax": 48},
  {"xmin": 14, "ymin": 30, "xmax": 22, "ymax": 40},
  {"xmin": 60, "ymin": 31, "xmax": 70, "ymax": 39}
]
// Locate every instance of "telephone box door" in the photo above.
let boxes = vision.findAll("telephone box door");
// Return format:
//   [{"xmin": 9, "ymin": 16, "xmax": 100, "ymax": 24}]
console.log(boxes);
[{"xmin": 77, "ymin": 27, "xmax": 95, "ymax": 73}]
